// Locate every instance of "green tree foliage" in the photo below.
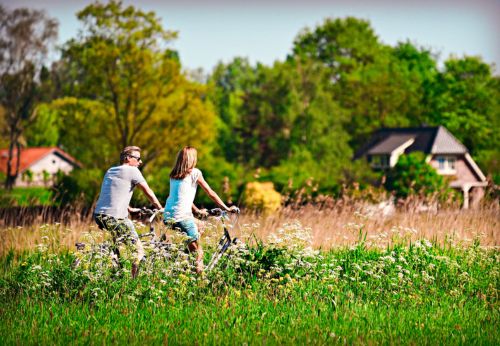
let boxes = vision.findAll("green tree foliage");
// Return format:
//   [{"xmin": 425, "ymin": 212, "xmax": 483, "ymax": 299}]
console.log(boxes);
[
  {"xmin": 55, "ymin": 1, "xmax": 215, "ymax": 171},
  {"xmin": 25, "ymin": 103, "xmax": 59, "ymax": 147},
  {"xmin": 292, "ymin": 17, "xmax": 382, "ymax": 78},
  {"xmin": 44, "ymin": 97, "xmax": 118, "ymax": 169},
  {"xmin": 209, "ymin": 57, "xmax": 255, "ymax": 163},
  {"xmin": 391, "ymin": 41, "xmax": 439, "ymax": 125},
  {"xmin": 234, "ymin": 62, "xmax": 298, "ymax": 168},
  {"xmin": 385, "ymin": 152, "xmax": 450, "ymax": 199},
  {"xmin": 195, "ymin": 154, "xmax": 246, "ymax": 206},
  {"xmin": 292, "ymin": 19, "xmax": 445, "ymax": 149},
  {"xmin": 209, "ymin": 58, "xmax": 353, "ymax": 191},
  {"xmin": 427, "ymin": 57, "xmax": 499, "ymax": 178},
  {"xmin": 0, "ymin": 106, "xmax": 8, "ymax": 149},
  {"xmin": 290, "ymin": 17, "xmax": 498, "ymax": 191}
]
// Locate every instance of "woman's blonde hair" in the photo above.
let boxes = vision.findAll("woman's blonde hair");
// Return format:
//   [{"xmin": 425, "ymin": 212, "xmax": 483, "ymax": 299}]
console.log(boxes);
[{"xmin": 170, "ymin": 146, "xmax": 198, "ymax": 179}]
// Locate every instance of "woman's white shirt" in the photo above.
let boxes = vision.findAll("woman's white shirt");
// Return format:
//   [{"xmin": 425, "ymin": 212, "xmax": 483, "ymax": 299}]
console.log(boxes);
[{"xmin": 164, "ymin": 168, "xmax": 202, "ymax": 222}]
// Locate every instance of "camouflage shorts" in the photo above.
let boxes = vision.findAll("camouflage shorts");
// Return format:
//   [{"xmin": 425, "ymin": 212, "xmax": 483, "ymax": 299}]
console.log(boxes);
[{"xmin": 94, "ymin": 213, "xmax": 144, "ymax": 265}]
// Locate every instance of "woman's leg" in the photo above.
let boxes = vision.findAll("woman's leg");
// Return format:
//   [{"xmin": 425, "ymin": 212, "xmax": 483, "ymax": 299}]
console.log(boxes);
[
  {"xmin": 188, "ymin": 240, "xmax": 204, "ymax": 273},
  {"xmin": 175, "ymin": 219, "xmax": 203, "ymax": 273}
]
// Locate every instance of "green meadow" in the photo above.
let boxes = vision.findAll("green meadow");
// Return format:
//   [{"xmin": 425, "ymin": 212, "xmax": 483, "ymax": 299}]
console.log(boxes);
[{"xmin": 1, "ymin": 223, "xmax": 498, "ymax": 345}]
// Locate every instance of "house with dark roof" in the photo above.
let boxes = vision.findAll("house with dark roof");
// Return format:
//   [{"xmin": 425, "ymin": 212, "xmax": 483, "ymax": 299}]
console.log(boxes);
[
  {"xmin": 354, "ymin": 126, "xmax": 488, "ymax": 208},
  {"xmin": 0, "ymin": 147, "xmax": 82, "ymax": 187}
]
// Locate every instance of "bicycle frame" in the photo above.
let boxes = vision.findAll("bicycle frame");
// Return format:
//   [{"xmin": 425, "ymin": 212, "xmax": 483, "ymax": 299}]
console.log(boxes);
[
  {"xmin": 205, "ymin": 208, "xmax": 239, "ymax": 272},
  {"xmin": 138, "ymin": 208, "xmax": 167, "ymax": 240}
]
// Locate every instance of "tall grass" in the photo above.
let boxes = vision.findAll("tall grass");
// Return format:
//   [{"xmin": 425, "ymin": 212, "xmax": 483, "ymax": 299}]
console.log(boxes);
[{"xmin": 1, "ymin": 202, "xmax": 498, "ymax": 256}]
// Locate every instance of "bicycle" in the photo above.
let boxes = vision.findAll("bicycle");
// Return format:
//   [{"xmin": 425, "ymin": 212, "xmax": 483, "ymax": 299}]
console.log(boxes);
[{"xmin": 73, "ymin": 207, "xmax": 241, "ymax": 274}]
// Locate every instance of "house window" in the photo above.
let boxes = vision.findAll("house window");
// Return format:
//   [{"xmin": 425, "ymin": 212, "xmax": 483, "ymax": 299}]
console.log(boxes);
[
  {"xmin": 438, "ymin": 157, "xmax": 446, "ymax": 170},
  {"xmin": 448, "ymin": 157, "xmax": 456, "ymax": 169},
  {"xmin": 371, "ymin": 155, "xmax": 389, "ymax": 169},
  {"xmin": 435, "ymin": 156, "xmax": 456, "ymax": 173}
]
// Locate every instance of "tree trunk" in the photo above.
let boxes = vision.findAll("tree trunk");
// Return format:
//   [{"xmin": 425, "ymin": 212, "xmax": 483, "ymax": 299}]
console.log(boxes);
[
  {"xmin": 5, "ymin": 135, "xmax": 15, "ymax": 190},
  {"xmin": 15, "ymin": 141, "xmax": 21, "ymax": 182},
  {"xmin": 4, "ymin": 133, "xmax": 21, "ymax": 190}
]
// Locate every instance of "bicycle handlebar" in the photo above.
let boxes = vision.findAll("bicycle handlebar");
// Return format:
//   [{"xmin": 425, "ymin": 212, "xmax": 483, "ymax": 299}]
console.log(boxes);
[
  {"xmin": 139, "ymin": 206, "xmax": 239, "ymax": 221},
  {"xmin": 138, "ymin": 207, "xmax": 163, "ymax": 225},
  {"xmin": 140, "ymin": 207, "xmax": 156, "ymax": 215},
  {"xmin": 208, "ymin": 207, "xmax": 240, "ymax": 217}
]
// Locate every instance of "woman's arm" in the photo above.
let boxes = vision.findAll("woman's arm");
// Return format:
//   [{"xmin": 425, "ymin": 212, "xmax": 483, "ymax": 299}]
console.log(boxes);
[
  {"xmin": 192, "ymin": 203, "xmax": 208, "ymax": 217},
  {"xmin": 197, "ymin": 175, "xmax": 236, "ymax": 212}
]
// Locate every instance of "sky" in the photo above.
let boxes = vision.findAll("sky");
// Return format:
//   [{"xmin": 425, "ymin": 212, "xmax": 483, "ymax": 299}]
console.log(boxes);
[{"xmin": 1, "ymin": 0, "xmax": 499, "ymax": 73}]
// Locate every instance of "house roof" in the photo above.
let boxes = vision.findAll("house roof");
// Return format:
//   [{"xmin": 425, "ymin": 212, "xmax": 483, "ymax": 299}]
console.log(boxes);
[
  {"xmin": 0, "ymin": 147, "xmax": 82, "ymax": 175},
  {"xmin": 354, "ymin": 126, "xmax": 468, "ymax": 159},
  {"xmin": 367, "ymin": 134, "xmax": 415, "ymax": 154}
]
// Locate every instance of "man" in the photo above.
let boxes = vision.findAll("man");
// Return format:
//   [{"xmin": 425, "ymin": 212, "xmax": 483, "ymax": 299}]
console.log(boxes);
[{"xmin": 94, "ymin": 146, "xmax": 163, "ymax": 278}]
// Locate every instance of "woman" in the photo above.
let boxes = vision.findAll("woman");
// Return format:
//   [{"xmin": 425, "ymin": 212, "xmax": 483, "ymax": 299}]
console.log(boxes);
[{"xmin": 164, "ymin": 146, "xmax": 239, "ymax": 273}]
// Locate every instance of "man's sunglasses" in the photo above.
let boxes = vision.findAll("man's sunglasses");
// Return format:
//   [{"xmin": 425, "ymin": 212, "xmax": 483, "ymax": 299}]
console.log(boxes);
[{"xmin": 128, "ymin": 154, "xmax": 142, "ymax": 161}]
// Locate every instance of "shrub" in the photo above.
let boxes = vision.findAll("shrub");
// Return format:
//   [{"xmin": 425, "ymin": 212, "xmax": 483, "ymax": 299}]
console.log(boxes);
[
  {"xmin": 385, "ymin": 152, "xmax": 453, "ymax": 200},
  {"xmin": 52, "ymin": 168, "xmax": 103, "ymax": 206},
  {"xmin": 243, "ymin": 181, "xmax": 281, "ymax": 213}
]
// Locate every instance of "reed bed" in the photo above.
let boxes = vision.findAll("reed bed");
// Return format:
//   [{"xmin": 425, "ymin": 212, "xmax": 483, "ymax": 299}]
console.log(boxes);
[{"xmin": 1, "ymin": 202, "xmax": 498, "ymax": 256}]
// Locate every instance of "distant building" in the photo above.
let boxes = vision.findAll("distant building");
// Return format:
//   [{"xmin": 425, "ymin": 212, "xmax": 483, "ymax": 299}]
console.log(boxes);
[
  {"xmin": 0, "ymin": 147, "xmax": 82, "ymax": 187},
  {"xmin": 354, "ymin": 126, "xmax": 488, "ymax": 209}
]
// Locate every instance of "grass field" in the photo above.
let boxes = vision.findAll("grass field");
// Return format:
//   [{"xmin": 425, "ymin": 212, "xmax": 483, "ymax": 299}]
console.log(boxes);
[
  {"xmin": 0, "ymin": 187, "xmax": 54, "ymax": 207},
  {"xmin": 0, "ymin": 207, "xmax": 499, "ymax": 344}
]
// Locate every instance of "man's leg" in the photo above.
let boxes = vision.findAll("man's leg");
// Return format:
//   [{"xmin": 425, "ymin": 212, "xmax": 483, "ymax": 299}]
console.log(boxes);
[
  {"xmin": 123, "ymin": 218, "xmax": 144, "ymax": 278},
  {"xmin": 98, "ymin": 215, "xmax": 123, "ymax": 269},
  {"xmin": 97, "ymin": 215, "xmax": 142, "ymax": 277},
  {"xmin": 94, "ymin": 214, "xmax": 122, "ymax": 269}
]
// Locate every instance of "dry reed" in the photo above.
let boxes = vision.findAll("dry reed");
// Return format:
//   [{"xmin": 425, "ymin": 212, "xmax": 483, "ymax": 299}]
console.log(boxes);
[{"xmin": 1, "ymin": 201, "xmax": 498, "ymax": 256}]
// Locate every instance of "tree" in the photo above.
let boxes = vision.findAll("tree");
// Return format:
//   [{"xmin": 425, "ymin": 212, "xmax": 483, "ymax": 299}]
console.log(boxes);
[
  {"xmin": 57, "ymin": 1, "xmax": 215, "ymax": 170},
  {"xmin": 0, "ymin": 6, "xmax": 58, "ymax": 189},
  {"xmin": 427, "ymin": 57, "xmax": 499, "ymax": 176},
  {"xmin": 209, "ymin": 58, "xmax": 256, "ymax": 163},
  {"xmin": 292, "ymin": 17, "xmax": 382, "ymax": 79},
  {"xmin": 291, "ymin": 18, "xmax": 441, "ymax": 148},
  {"xmin": 389, "ymin": 41, "xmax": 440, "ymax": 126},
  {"xmin": 278, "ymin": 58, "xmax": 352, "ymax": 189}
]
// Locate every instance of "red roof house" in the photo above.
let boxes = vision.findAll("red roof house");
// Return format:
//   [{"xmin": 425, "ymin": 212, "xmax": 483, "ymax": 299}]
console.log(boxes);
[{"xmin": 0, "ymin": 147, "xmax": 82, "ymax": 187}]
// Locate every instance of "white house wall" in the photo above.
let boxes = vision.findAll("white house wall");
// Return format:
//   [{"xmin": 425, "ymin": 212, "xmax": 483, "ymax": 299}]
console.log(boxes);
[{"xmin": 16, "ymin": 152, "xmax": 75, "ymax": 187}]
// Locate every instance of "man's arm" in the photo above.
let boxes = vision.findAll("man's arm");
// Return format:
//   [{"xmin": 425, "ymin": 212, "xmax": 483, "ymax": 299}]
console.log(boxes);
[
  {"xmin": 128, "ymin": 206, "xmax": 141, "ymax": 213},
  {"xmin": 137, "ymin": 181, "xmax": 163, "ymax": 210}
]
